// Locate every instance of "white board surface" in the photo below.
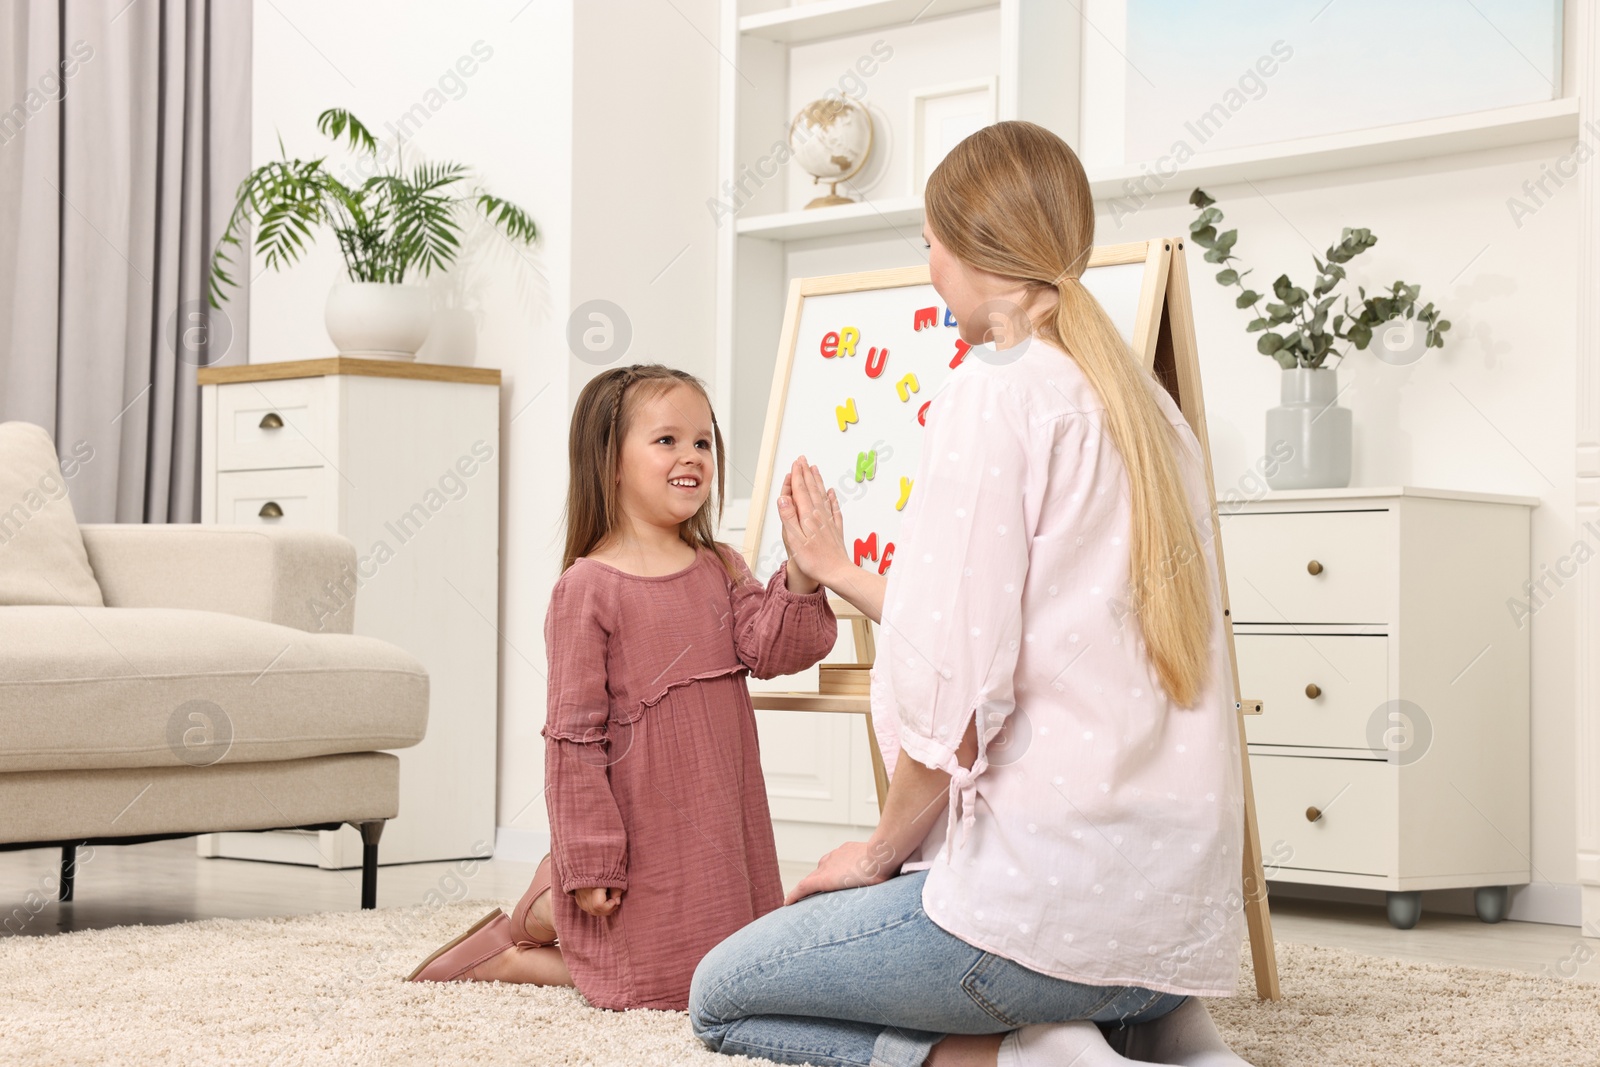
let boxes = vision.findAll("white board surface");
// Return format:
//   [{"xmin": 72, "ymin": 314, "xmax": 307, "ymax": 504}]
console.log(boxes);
[{"xmin": 747, "ymin": 257, "xmax": 1151, "ymax": 585}]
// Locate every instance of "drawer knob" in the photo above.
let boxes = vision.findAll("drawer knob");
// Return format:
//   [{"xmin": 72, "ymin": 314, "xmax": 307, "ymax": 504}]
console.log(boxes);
[
  {"xmin": 1305, "ymin": 683, "xmax": 1322, "ymax": 699},
  {"xmin": 1306, "ymin": 560, "xmax": 1324, "ymax": 576},
  {"xmin": 1305, "ymin": 806, "xmax": 1323, "ymax": 823},
  {"xmin": 259, "ymin": 501, "xmax": 284, "ymax": 519},
  {"xmin": 259, "ymin": 412, "xmax": 285, "ymax": 430}
]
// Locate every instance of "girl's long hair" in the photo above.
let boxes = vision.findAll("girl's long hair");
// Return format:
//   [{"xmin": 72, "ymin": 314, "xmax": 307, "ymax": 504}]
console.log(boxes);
[
  {"xmin": 924, "ymin": 120, "xmax": 1213, "ymax": 707},
  {"xmin": 561, "ymin": 363, "xmax": 740, "ymax": 581}
]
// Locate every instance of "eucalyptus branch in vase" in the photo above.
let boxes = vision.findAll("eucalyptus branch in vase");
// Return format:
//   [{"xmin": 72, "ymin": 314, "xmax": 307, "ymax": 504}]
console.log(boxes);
[{"xmin": 1186, "ymin": 188, "xmax": 1450, "ymax": 369}]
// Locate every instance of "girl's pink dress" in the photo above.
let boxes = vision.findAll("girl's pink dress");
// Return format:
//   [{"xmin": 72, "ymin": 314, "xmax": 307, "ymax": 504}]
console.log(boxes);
[{"xmin": 540, "ymin": 542, "xmax": 838, "ymax": 1010}]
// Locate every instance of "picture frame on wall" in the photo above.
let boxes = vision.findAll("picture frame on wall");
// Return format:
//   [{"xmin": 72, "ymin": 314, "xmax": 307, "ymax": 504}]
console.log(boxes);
[{"xmin": 909, "ymin": 76, "xmax": 999, "ymax": 195}]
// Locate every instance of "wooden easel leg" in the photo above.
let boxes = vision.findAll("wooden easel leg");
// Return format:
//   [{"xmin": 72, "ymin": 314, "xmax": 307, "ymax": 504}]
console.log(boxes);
[
  {"xmin": 1237, "ymin": 704, "xmax": 1281, "ymax": 1000},
  {"xmin": 866, "ymin": 713, "xmax": 890, "ymax": 814}
]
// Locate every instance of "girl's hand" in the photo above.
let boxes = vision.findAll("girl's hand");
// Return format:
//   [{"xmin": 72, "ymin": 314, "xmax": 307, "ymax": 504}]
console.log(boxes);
[
  {"xmin": 573, "ymin": 886, "xmax": 622, "ymax": 918},
  {"xmin": 782, "ymin": 839, "xmax": 898, "ymax": 906},
  {"xmin": 776, "ymin": 456, "xmax": 848, "ymax": 591}
]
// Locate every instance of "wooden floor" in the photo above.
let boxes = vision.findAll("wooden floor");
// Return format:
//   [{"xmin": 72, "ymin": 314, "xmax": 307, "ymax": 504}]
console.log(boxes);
[{"xmin": 3, "ymin": 838, "xmax": 1598, "ymax": 986}]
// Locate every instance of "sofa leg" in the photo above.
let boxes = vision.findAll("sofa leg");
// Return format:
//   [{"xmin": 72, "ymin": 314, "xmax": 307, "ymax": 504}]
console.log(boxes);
[
  {"xmin": 59, "ymin": 844, "xmax": 78, "ymax": 902},
  {"xmin": 358, "ymin": 820, "xmax": 385, "ymax": 910}
]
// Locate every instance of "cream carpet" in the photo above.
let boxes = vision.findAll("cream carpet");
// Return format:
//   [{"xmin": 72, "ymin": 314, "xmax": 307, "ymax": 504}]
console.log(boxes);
[{"xmin": 2, "ymin": 898, "xmax": 1595, "ymax": 1066}]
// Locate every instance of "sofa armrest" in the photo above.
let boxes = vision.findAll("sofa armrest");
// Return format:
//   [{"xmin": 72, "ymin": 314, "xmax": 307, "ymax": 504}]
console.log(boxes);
[{"xmin": 78, "ymin": 524, "xmax": 358, "ymax": 634}]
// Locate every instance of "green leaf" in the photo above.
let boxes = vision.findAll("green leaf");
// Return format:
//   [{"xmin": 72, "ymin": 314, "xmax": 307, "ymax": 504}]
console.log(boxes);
[
  {"xmin": 1189, "ymin": 188, "xmax": 1216, "ymax": 208},
  {"xmin": 1258, "ymin": 333, "xmax": 1285, "ymax": 355},
  {"xmin": 317, "ymin": 109, "xmax": 379, "ymax": 155},
  {"xmin": 1236, "ymin": 290, "xmax": 1260, "ymax": 308},
  {"xmin": 1216, "ymin": 268, "xmax": 1239, "ymax": 285},
  {"xmin": 477, "ymin": 193, "xmax": 539, "ymax": 244},
  {"xmin": 1245, "ymin": 316, "xmax": 1270, "ymax": 331}
]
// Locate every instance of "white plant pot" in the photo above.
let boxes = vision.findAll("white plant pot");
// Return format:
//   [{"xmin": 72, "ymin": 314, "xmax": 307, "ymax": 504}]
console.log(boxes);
[{"xmin": 324, "ymin": 282, "xmax": 432, "ymax": 360}]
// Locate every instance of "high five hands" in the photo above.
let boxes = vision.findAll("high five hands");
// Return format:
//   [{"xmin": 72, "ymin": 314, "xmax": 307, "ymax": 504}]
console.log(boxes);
[{"xmin": 776, "ymin": 455, "xmax": 849, "ymax": 594}]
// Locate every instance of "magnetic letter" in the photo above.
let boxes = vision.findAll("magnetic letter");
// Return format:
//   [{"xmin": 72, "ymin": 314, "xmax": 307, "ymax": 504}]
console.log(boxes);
[
  {"xmin": 950, "ymin": 338, "xmax": 971, "ymax": 369},
  {"xmin": 944, "ymin": 308, "xmax": 957, "ymax": 327},
  {"xmin": 896, "ymin": 373, "xmax": 919, "ymax": 402},
  {"xmin": 836, "ymin": 397, "xmax": 859, "ymax": 431},
  {"xmin": 914, "ymin": 307, "xmax": 938, "ymax": 331},
  {"xmin": 917, "ymin": 401, "xmax": 930, "ymax": 425},
  {"xmin": 878, "ymin": 542, "xmax": 895, "ymax": 575},
  {"xmin": 853, "ymin": 531, "xmax": 880, "ymax": 566},
  {"xmin": 821, "ymin": 331, "xmax": 839, "ymax": 358},
  {"xmin": 855, "ymin": 450, "xmax": 877, "ymax": 482},
  {"xmin": 838, "ymin": 327, "xmax": 859, "ymax": 358},
  {"xmin": 865, "ymin": 346, "xmax": 888, "ymax": 379},
  {"xmin": 896, "ymin": 477, "xmax": 913, "ymax": 511}
]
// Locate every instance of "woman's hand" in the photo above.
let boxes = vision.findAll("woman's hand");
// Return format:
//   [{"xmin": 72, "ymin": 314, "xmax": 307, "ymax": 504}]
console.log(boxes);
[
  {"xmin": 782, "ymin": 839, "xmax": 899, "ymax": 906},
  {"xmin": 573, "ymin": 886, "xmax": 622, "ymax": 918},
  {"xmin": 776, "ymin": 455, "xmax": 849, "ymax": 591}
]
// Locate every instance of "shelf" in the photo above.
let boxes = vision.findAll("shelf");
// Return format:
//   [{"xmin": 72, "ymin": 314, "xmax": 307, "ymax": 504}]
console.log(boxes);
[
  {"xmin": 1087, "ymin": 97, "xmax": 1581, "ymax": 200},
  {"xmin": 735, "ymin": 193, "xmax": 925, "ymax": 240},
  {"xmin": 750, "ymin": 690, "xmax": 870, "ymax": 714},
  {"xmin": 1216, "ymin": 485, "xmax": 1543, "ymax": 508},
  {"xmin": 732, "ymin": 98, "xmax": 1581, "ymax": 243},
  {"xmin": 740, "ymin": 0, "xmax": 998, "ymax": 44}
]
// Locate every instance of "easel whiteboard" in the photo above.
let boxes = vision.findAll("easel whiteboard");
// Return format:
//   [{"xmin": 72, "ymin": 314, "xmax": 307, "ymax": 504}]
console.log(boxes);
[{"xmin": 744, "ymin": 242, "xmax": 1168, "ymax": 585}]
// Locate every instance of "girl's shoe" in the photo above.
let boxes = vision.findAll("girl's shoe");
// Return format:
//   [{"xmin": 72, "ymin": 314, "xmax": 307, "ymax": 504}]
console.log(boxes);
[
  {"xmin": 509, "ymin": 852, "xmax": 559, "ymax": 948},
  {"xmin": 407, "ymin": 909, "xmax": 518, "ymax": 982}
]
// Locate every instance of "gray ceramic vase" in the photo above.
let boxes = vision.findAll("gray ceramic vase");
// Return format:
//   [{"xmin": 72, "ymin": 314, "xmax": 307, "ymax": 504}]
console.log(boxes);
[{"xmin": 1264, "ymin": 365, "xmax": 1351, "ymax": 490}]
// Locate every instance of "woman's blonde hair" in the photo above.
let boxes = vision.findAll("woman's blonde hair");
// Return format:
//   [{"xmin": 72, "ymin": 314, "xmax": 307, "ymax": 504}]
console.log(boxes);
[
  {"xmin": 561, "ymin": 363, "xmax": 740, "ymax": 581},
  {"xmin": 924, "ymin": 120, "xmax": 1213, "ymax": 708}
]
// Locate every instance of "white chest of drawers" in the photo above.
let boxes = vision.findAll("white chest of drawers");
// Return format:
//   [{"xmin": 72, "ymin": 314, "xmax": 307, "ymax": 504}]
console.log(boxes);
[
  {"xmin": 194, "ymin": 358, "xmax": 501, "ymax": 868},
  {"xmin": 1219, "ymin": 486, "xmax": 1538, "ymax": 928}
]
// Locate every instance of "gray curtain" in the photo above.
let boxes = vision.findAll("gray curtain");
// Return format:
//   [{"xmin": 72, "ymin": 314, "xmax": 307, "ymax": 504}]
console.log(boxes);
[{"xmin": 0, "ymin": 0, "xmax": 251, "ymax": 523}]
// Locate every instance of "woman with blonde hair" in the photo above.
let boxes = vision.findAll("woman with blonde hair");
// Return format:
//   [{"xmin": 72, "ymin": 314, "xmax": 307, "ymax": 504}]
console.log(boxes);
[{"xmin": 689, "ymin": 121, "xmax": 1255, "ymax": 1066}]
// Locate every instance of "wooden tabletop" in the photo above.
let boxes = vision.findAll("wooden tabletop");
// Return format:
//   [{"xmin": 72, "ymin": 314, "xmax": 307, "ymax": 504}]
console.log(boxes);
[{"xmin": 197, "ymin": 357, "xmax": 500, "ymax": 386}]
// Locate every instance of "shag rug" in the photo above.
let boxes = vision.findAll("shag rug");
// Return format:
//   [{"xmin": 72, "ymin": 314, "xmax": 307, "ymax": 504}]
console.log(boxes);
[{"xmin": 2, "ymin": 898, "xmax": 1596, "ymax": 1066}]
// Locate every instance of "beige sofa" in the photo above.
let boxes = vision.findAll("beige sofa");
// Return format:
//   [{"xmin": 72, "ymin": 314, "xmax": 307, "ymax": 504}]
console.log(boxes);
[{"xmin": 0, "ymin": 515, "xmax": 430, "ymax": 912}]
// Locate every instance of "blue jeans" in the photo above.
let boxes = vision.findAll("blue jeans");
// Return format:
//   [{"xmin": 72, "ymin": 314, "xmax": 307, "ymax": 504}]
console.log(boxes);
[{"xmin": 689, "ymin": 868, "xmax": 1187, "ymax": 1067}]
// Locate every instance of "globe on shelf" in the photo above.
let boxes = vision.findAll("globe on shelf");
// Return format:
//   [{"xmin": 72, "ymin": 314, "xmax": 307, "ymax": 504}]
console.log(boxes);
[{"xmin": 787, "ymin": 95, "xmax": 874, "ymax": 210}]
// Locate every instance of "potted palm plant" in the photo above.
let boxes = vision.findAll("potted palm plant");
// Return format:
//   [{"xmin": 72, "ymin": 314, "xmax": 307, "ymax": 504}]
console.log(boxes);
[
  {"xmin": 209, "ymin": 109, "xmax": 538, "ymax": 360},
  {"xmin": 1188, "ymin": 188, "xmax": 1450, "ymax": 489}
]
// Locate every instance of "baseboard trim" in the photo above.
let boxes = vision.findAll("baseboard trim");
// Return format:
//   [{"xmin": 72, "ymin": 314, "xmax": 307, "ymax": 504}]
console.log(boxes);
[
  {"xmin": 493, "ymin": 826, "xmax": 551, "ymax": 865},
  {"xmin": 1268, "ymin": 878, "xmax": 1583, "ymax": 927}
]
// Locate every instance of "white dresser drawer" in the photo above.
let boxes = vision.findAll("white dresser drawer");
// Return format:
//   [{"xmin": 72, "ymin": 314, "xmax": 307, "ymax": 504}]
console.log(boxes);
[
  {"xmin": 1252, "ymin": 753, "xmax": 1395, "ymax": 877},
  {"xmin": 215, "ymin": 468, "xmax": 332, "ymax": 530},
  {"xmin": 1220, "ymin": 509, "xmax": 1394, "ymax": 625},
  {"xmin": 1237, "ymin": 633, "xmax": 1387, "ymax": 750},
  {"xmin": 216, "ymin": 379, "xmax": 327, "ymax": 471}
]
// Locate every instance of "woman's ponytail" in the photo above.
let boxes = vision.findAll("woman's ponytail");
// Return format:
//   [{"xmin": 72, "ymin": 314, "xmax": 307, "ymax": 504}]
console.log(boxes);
[
  {"xmin": 923, "ymin": 119, "xmax": 1216, "ymax": 707},
  {"xmin": 1051, "ymin": 275, "xmax": 1213, "ymax": 707}
]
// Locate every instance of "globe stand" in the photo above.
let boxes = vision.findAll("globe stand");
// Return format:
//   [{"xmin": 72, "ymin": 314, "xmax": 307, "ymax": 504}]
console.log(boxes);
[{"xmin": 804, "ymin": 180, "xmax": 856, "ymax": 210}]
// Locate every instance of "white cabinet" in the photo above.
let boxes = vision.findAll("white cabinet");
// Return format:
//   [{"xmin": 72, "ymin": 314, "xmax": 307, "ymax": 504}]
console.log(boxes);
[
  {"xmin": 194, "ymin": 359, "xmax": 502, "ymax": 868},
  {"xmin": 1219, "ymin": 486, "xmax": 1537, "ymax": 928}
]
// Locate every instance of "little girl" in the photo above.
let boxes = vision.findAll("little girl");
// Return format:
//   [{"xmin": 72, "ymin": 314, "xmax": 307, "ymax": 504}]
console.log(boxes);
[{"xmin": 408, "ymin": 363, "xmax": 839, "ymax": 1011}]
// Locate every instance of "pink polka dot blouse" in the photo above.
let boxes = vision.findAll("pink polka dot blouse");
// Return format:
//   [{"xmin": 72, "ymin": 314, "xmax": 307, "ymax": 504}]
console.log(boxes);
[{"xmin": 868, "ymin": 335, "xmax": 1247, "ymax": 997}]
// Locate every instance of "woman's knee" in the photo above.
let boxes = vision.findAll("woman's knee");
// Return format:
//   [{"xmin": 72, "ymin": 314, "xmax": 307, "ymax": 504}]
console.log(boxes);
[{"xmin": 688, "ymin": 937, "xmax": 740, "ymax": 1045}]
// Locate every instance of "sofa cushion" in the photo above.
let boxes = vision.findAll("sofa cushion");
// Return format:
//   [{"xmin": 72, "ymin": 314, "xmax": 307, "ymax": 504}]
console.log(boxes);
[
  {"xmin": 0, "ymin": 422, "xmax": 104, "ymax": 607},
  {"xmin": 0, "ymin": 606, "xmax": 429, "ymax": 773}
]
